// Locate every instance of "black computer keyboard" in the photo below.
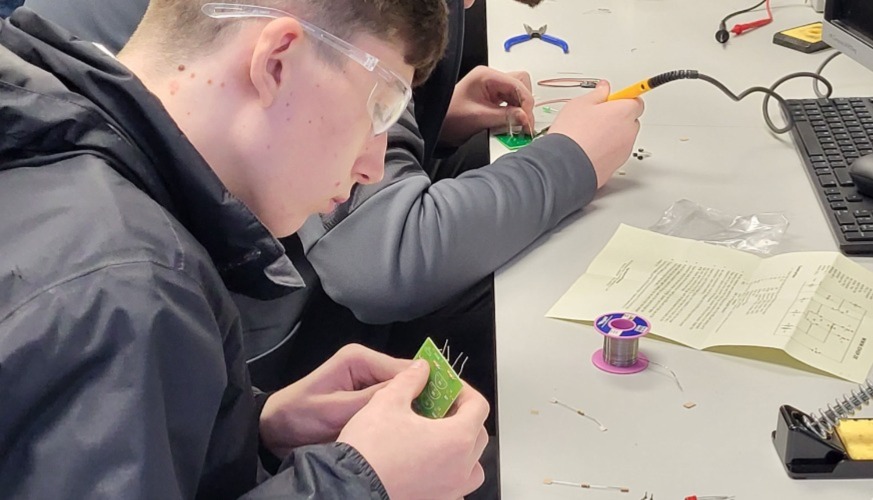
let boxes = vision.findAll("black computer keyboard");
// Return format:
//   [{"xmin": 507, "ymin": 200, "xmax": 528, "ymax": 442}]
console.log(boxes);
[{"xmin": 786, "ymin": 97, "xmax": 873, "ymax": 254}]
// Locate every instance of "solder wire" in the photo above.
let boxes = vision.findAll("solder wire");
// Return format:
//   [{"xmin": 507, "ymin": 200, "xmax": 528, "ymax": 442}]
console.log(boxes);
[{"xmin": 602, "ymin": 336, "xmax": 640, "ymax": 367}]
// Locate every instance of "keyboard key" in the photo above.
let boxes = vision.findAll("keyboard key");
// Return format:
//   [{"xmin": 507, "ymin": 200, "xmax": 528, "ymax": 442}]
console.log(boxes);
[
  {"xmin": 819, "ymin": 175, "xmax": 837, "ymax": 187},
  {"xmin": 856, "ymin": 216, "xmax": 873, "ymax": 224},
  {"xmin": 831, "ymin": 202, "xmax": 849, "ymax": 210},
  {"xmin": 827, "ymin": 194, "xmax": 844, "ymax": 202},
  {"xmin": 845, "ymin": 232, "xmax": 873, "ymax": 241},
  {"xmin": 847, "ymin": 195, "xmax": 865, "ymax": 203},
  {"xmin": 842, "ymin": 224, "xmax": 859, "ymax": 233},
  {"xmin": 834, "ymin": 169, "xmax": 855, "ymax": 186},
  {"xmin": 834, "ymin": 210, "xmax": 855, "ymax": 226},
  {"xmin": 797, "ymin": 123, "xmax": 825, "ymax": 156},
  {"xmin": 824, "ymin": 188, "xmax": 841, "ymax": 195},
  {"xmin": 836, "ymin": 211, "xmax": 856, "ymax": 225},
  {"xmin": 861, "ymin": 225, "xmax": 873, "ymax": 232},
  {"xmin": 854, "ymin": 209, "xmax": 871, "ymax": 217}
]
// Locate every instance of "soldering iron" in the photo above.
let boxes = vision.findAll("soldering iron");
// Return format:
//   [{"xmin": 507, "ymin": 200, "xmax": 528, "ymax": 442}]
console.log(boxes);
[
  {"xmin": 607, "ymin": 70, "xmax": 700, "ymax": 101},
  {"xmin": 606, "ymin": 69, "xmax": 834, "ymax": 134}
]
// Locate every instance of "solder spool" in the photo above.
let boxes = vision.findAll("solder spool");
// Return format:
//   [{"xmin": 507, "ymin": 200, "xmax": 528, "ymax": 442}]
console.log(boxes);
[{"xmin": 591, "ymin": 312, "xmax": 651, "ymax": 374}]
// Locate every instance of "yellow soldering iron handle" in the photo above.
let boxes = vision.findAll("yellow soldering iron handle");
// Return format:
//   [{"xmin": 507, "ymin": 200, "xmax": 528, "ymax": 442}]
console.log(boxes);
[{"xmin": 607, "ymin": 79, "xmax": 651, "ymax": 101}]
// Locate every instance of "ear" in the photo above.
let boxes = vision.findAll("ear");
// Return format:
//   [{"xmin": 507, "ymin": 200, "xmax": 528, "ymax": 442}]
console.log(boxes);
[{"xmin": 249, "ymin": 18, "xmax": 304, "ymax": 108}]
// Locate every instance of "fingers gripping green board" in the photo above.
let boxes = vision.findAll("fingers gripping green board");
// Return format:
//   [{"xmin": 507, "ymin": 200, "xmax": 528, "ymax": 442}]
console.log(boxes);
[
  {"xmin": 495, "ymin": 133, "xmax": 534, "ymax": 151},
  {"xmin": 412, "ymin": 337, "xmax": 464, "ymax": 419}
]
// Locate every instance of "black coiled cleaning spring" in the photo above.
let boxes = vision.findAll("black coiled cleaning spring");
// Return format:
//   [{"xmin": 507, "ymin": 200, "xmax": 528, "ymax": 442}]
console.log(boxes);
[{"xmin": 802, "ymin": 380, "xmax": 873, "ymax": 439}]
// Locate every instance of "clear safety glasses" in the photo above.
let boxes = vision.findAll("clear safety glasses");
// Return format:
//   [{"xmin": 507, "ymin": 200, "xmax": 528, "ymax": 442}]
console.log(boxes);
[{"xmin": 202, "ymin": 3, "xmax": 412, "ymax": 135}]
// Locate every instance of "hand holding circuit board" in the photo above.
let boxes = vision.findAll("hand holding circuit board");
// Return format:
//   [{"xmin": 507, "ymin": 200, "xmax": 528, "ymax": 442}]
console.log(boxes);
[
  {"xmin": 335, "ymin": 341, "xmax": 489, "ymax": 498},
  {"xmin": 412, "ymin": 337, "xmax": 468, "ymax": 418}
]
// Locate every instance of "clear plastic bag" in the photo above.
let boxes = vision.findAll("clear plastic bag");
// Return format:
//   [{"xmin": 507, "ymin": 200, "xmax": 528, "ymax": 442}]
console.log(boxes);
[{"xmin": 648, "ymin": 199, "xmax": 789, "ymax": 255}]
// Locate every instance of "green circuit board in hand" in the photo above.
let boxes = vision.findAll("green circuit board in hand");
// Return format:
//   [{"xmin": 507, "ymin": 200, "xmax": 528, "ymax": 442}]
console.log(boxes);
[
  {"xmin": 495, "ymin": 133, "xmax": 534, "ymax": 151},
  {"xmin": 412, "ymin": 337, "xmax": 464, "ymax": 419}
]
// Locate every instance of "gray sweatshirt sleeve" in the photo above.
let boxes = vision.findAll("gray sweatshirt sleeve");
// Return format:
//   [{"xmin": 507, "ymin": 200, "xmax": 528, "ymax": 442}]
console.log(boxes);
[{"xmin": 301, "ymin": 109, "xmax": 597, "ymax": 324}]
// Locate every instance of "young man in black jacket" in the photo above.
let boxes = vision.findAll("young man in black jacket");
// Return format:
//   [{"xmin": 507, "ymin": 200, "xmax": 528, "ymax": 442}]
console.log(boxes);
[{"xmin": 0, "ymin": 2, "xmax": 491, "ymax": 498}]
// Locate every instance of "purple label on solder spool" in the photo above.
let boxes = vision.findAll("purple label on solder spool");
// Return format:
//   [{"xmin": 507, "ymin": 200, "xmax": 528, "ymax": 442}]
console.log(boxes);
[
  {"xmin": 609, "ymin": 318, "xmax": 635, "ymax": 330},
  {"xmin": 592, "ymin": 312, "xmax": 652, "ymax": 374},
  {"xmin": 594, "ymin": 312, "xmax": 651, "ymax": 338}
]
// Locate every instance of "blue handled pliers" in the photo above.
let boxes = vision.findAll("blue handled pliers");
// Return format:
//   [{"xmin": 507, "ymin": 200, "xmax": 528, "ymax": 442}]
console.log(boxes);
[{"xmin": 504, "ymin": 24, "xmax": 569, "ymax": 54}]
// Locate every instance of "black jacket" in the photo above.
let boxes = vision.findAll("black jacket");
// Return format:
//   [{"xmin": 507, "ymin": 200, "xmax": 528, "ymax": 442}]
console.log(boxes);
[{"xmin": 0, "ymin": 10, "xmax": 386, "ymax": 499}]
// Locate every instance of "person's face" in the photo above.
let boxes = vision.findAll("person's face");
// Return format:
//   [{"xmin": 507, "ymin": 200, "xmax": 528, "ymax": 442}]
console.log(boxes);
[
  {"xmin": 464, "ymin": 0, "xmax": 476, "ymax": 8},
  {"xmin": 235, "ymin": 24, "xmax": 414, "ymax": 237}
]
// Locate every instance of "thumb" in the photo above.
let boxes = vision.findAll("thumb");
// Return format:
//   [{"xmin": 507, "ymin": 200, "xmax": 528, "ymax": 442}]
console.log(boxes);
[
  {"xmin": 382, "ymin": 359, "xmax": 431, "ymax": 403},
  {"xmin": 588, "ymin": 80, "xmax": 611, "ymax": 102},
  {"xmin": 508, "ymin": 107, "xmax": 533, "ymax": 135}
]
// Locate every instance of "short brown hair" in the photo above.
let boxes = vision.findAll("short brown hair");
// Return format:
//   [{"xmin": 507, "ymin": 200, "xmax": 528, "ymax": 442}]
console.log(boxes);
[{"xmin": 127, "ymin": 0, "xmax": 448, "ymax": 85}]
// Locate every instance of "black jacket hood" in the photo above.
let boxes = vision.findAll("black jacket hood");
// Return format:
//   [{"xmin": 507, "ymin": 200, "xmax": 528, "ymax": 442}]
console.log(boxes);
[{"xmin": 0, "ymin": 9, "xmax": 303, "ymax": 299}]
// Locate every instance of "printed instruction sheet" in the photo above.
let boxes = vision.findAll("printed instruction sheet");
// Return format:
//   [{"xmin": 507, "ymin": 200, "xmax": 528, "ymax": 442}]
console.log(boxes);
[{"xmin": 547, "ymin": 224, "xmax": 873, "ymax": 382}]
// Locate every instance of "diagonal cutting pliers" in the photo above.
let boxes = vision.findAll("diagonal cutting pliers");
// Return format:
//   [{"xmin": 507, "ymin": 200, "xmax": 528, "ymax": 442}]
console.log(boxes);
[{"xmin": 504, "ymin": 24, "xmax": 569, "ymax": 54}]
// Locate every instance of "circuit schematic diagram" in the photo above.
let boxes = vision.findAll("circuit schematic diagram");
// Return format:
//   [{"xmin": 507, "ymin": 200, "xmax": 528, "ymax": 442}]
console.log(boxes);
[{"xmin": 776, "ymin": 282, "xmax": 866, "ymax": 362}]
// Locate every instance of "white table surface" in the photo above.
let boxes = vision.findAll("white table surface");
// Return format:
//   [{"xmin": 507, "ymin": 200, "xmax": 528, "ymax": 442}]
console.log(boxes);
[{"xmin": 487, "ymin": 1, "xmax": 873, "ymax": 498}]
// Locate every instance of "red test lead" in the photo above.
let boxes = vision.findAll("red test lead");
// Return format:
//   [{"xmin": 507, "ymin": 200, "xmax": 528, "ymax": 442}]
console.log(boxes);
[
  {"xmin": 729, "ymin": 0, "xmax": 771, "ymax": 36},
  {"xmin": 730, "ymin": 18, "xmax": 772, "ymax": 35},
  {"xmin": 685, "ymin": 496, "xmax": 735, "ymax": 500}
]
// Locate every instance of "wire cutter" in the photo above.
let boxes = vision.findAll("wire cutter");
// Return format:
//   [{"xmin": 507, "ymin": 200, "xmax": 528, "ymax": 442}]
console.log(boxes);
[{"xmin": 504, "ymin": 25, "xmax": 569, "ymax": 54}]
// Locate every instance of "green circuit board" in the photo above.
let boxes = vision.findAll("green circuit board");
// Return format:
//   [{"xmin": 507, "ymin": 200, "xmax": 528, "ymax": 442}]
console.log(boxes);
[
  {"xmin": 412, "ymin": 337, "xmax": 464, "ymax": 419},
  {"xmin": 495, "ymin": 133, "xmax": 534, "ymax": 151}
]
